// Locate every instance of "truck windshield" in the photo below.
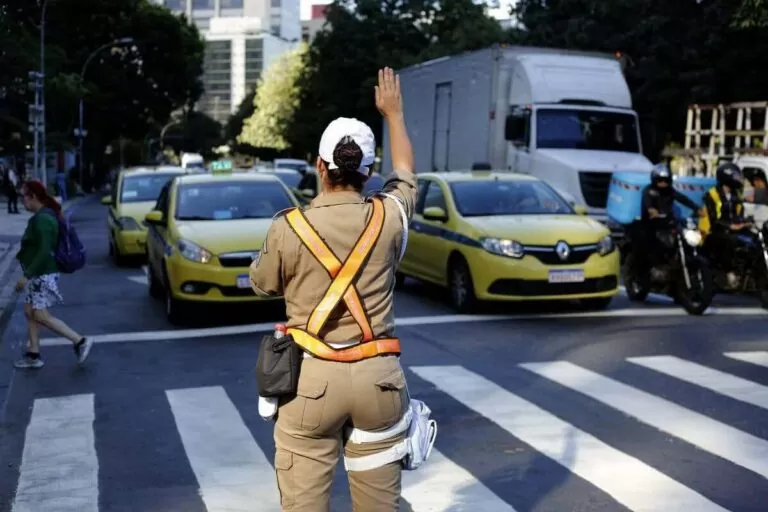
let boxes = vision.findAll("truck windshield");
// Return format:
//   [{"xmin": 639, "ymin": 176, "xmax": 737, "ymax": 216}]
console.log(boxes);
[
  {"xmin": 536, "ymin": 108, "xmax": 640, "ymax": 153},
  {"xmin": 450, "ymin": 180, "xmax": 573, "ymax": 216}
]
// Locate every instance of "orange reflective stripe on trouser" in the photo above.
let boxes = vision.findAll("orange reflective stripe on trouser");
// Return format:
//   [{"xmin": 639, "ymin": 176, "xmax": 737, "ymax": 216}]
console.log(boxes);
[
  {"xmin": 286, "ymin": 206, "xmax": 376, "ymax": 342},
  {"xmin": 287, "ymin": 328, "xmax": 401, "ymax": 362}
]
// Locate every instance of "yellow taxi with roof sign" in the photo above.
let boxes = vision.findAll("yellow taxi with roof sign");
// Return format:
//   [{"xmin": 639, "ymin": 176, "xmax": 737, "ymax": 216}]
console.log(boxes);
[
  {"xmin": 398, "ymin": 171, "xmax": 620, "ymax": 312},
  {"xmin": 101, "ymin": 166, "xmax": 187, "ymax": 264},
  {"xmin": 143, "ymin": 169, "xmax": 300, "ymax": 323}
]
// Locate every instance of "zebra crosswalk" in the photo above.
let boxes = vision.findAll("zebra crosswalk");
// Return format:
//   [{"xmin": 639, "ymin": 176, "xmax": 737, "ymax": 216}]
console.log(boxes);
[{"xmin": 4, "ymin": 350, "xmax": 768, "ymax": 511}]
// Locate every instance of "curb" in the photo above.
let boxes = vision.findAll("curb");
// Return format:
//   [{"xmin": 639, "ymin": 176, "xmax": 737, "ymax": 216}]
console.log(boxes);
[{"xmin": 0, "ymin": 194, "xmax": 90, "ymax": 425}]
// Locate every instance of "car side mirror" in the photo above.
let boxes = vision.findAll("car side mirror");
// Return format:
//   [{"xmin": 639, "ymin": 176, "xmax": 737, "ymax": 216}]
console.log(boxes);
[
  {"xmin": 144, "ymin": 210, "xmax": 163, "ymax": 225},
  {"xmin": 423, "ymin": 206, "xmax": 448, "ymax": 222},
  {"xmin": 300, "ymin": 188, "xmax": 316, "ymax": 199},
  {"xmin": 101, "ymin": 195, "xmax": 113, "ymax": 205},
  {"xmin": 573, "ymin": 204, "xmax": 588, "ymax": 215}
]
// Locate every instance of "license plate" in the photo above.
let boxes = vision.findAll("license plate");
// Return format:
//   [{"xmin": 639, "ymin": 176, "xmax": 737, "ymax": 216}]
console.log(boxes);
[
  {"xmin": 548, "ymin": 269, "xmax": 585, "ymax": 283},
  {"xmin": 236, "ymin": 274, "xmax": 251, "ymax": 289}
]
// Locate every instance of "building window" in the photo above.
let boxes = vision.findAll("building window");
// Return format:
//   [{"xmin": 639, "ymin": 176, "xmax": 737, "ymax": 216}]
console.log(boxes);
[
  {"xmin": 192, "ymin": 0, "xmax": 214, "ymax": 8},
  {"xmin": 220, "ymin": 0, "xmax": 243, "ymax": 6},
  {"xmin": 163, "ymin": 0, "xmax": 185, "ymax": 10},
  {"xmin": 271, "ymin": 0, "xmax": 281, "ymax": 7}
]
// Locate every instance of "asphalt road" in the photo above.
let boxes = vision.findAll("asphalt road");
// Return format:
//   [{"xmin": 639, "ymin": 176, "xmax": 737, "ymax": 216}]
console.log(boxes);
[{"xmin": 1, "ymin": 196, "xmax": 768, "ymax": 512}]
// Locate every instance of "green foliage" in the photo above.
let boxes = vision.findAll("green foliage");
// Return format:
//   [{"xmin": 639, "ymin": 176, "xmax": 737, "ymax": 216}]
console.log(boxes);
[
  {"xmin": 284, "ymin": 0, "xmax": 506, "ymax": 156},
  {"xmin": 225, "ymin": 89, "xmax": 256, "ymax": 145},
  {"xmin": 238, "ymin": 42, "xmax": 308, "ymax": 151},
  {"xmin": 162, "ymin": 110, "xmax": 224, "ymax": 159}
]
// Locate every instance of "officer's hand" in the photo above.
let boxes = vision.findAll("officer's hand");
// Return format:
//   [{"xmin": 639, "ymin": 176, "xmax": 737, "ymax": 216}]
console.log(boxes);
[{"xmin": 375, "ymin": 67, "xmax": 402, "ymax": 118}]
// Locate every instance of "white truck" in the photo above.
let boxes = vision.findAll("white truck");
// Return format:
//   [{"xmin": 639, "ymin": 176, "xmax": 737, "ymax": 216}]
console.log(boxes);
[{"xmin": 381, "ymin": 44, "xmax": 654, "ymax": 226}]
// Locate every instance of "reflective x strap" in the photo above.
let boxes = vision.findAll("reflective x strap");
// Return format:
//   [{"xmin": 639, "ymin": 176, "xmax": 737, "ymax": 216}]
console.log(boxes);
[
  {"xmin": 285, "ymin": 207, "xmax": 374, "ymax": 341},
  {"xmin": 304, "ymin": 197, "xmax": 385, "ymax": 337},
  {"xmin": 287, "ymin": 329, "xmax": 401, "ymax": 362}
]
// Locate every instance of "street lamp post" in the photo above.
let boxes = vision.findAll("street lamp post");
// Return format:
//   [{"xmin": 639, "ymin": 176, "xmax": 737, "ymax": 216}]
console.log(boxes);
[
  {"xmin": 39, "ymin": 0, "xmax": 54, "ymax": 187},
  {"xmin": 75, "ymin": 37, "xmax": 134, "ymax": 191}
]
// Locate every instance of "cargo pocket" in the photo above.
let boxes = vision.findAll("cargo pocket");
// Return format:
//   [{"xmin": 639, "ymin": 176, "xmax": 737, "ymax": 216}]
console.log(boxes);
[
  {"xmin": 374, "ymin": 369, "xmax": 408, "ymax": 427},
  {"xmin": 275, "ymin": 449, "xmax": 295, "ymax": 508},
  {"xmin": 296, "ymin": 377, "xmax": 327, "ymax": 431}
]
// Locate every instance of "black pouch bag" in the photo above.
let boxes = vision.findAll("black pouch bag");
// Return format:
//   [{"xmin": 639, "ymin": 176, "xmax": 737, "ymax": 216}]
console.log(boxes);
[{"xmin": 256, "ymin": 333, "xmax": 302, "ymax": 397}]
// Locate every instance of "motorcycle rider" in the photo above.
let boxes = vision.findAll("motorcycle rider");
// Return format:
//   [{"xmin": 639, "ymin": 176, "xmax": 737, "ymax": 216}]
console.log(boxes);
[
  {"xmin": 633, "ymin": 163, "xmax": 698, "ymax": 275},
  {"xmin": 744, "ymin": 168, "xmax": 768, "ymax": 205},
  {"xmin": 700, "ymin": 162, "xmax": 751, "ymax": 288}
]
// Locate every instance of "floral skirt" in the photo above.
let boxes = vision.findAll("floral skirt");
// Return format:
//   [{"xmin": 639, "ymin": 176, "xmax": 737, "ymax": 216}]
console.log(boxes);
[{"xmin": 23, "ymin": 273, "xmax": 63, "ymax": 310}]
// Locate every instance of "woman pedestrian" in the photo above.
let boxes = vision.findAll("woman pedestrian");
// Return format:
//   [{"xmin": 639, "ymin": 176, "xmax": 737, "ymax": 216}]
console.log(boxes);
[
  {"xmin": 250, "ymin": 67, "xmax": 418, "ymax": 511},
  {"xmin": 14, "ymin": 180, "xmax": 92, "ymax": 369}
]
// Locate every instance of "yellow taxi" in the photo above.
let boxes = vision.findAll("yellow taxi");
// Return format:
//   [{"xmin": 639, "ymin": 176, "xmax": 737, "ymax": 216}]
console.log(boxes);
[
  {"xmin": 143, "ymin": 171, "xmax": 300, "ymax": 323},
  {"xmin": 101, "ymin": 166, "xmax": 187, "ymax": 265},
  {"xmin": 399, "ymin": 171, "xmax": 620, "ymax": 312}
]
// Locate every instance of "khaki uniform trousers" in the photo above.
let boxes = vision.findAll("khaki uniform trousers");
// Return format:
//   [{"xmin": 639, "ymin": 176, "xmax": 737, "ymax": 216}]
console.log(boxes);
[{"xmin": 274, "ymin": 354, "xmax": 409, "ymax": 511}]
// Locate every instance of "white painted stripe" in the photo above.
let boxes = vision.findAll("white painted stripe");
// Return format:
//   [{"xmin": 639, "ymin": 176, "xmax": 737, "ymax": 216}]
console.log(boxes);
[
  {"xmin": 618, "ymin": 286, "xmax": 674, "ymax": 304},
  {"xmin": 411, "ymin": 366, "xmax": 725, "ymax": 512},
  {"xmin": 12, "ymin": 394, "xmax": 98, "ymax": 512},
  {"xmin": 521, "ymin": 361, "xmax": 768, "ymax": 479},
  {"xmin": 141, "ymin": 265, "xmax": 148, "ymax": 275},
  {"xmin": 628, "ymin": 355, "xmax": 768, "ymax": 410},
  {"xmin": 38, "ymin": 307, "xmax": 768, "ymax": 346},
  {"xmin": 0, "ymin": 242, "xmax": 20, "ymax": 279},
  {"xmin": 723, "ymin": 351, "xmax": 768, "ymax": 369},
  {"xmin": 402, "ymin": 449, "xmax": 516, "ymax": 511},
  {"xmin": 126, "ymin": 276, "xmax": 147, "ymax": 285},
  {"xmin": 166, "ymin": 386, "xmax": 280, "ymax": 512}
]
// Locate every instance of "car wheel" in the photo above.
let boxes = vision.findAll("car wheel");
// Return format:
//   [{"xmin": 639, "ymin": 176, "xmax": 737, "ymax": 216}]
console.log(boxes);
[
  {"xmin": 163, "ymin": 268, "xmax": 186, "ymax": 325},
  {"xmin": 147, "ymin": 262, "xmax": 163, "ymax": 300},
  {"xmin": 449, "ymin": 257, "xmax": 476, "ymax": 313}
]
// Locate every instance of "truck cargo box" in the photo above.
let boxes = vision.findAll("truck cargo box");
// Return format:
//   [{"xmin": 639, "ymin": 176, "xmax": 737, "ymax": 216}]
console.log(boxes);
[{"xmin": 672, "ymin": 176, "xmax": 716, "ymax": 219}]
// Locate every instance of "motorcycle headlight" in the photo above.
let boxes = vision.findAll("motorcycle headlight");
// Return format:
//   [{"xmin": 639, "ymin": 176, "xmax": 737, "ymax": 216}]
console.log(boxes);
[
  {"xmin": 178, "ymin": 239, "xmax": 213, "ymax": 264},
  {"xmin": 683, "ymin": 229, "xmax": 703, "ymax": 247},
  {"xmin": 117, "ymin": 216, "xmax": 142, "ymax": 231},
  {"xmin": 597, "ymin": 234, "xmax": 614, "ymax": 255},
  {"xmin": 480, "ymin": 237, "xmax": 524, "ymax": 259}
]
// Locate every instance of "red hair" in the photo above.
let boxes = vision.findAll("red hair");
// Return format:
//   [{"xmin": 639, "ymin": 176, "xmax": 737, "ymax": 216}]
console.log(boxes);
[{"xmin": 23, "ymin": 179, "xmax": 62, "ymax": 216}]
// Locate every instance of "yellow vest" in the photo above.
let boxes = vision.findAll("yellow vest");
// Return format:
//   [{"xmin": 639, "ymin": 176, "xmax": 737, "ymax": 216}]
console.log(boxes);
[{"xmin": 699, "ymin": 187, "xmax": 743, "ymax": 236}]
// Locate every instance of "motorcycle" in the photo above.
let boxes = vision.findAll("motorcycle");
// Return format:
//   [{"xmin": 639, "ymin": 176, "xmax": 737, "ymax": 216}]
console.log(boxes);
[
  {"xmin": 704, "ymin": 217, "xmax": 768, "ymax": 308},
  {"xmin": 622, "ymin": 216, "xmax": 714, "ymax": 315}
]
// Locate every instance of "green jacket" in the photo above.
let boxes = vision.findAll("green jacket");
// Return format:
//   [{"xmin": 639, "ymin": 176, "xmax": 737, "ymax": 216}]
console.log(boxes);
[{"xmin": 16, "ymin": 209, "xmax": 60, "ymax": 278}]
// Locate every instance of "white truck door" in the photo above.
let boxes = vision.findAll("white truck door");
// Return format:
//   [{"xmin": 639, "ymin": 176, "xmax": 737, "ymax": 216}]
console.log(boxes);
[{"xmin": 431, "ymin": 83, "xmax": 452, "ymax": 172}]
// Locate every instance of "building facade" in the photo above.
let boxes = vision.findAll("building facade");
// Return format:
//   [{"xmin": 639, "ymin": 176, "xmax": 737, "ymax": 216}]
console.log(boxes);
[
  {"xmin": 301, "ymin": 4, "xmax": 328, "ymax": 43},
  {"xmin": 154, "ymin": 0, "xmax": 300, "ymax": 122}
]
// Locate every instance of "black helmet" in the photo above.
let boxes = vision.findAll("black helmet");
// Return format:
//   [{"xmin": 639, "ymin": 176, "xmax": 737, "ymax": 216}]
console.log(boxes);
[
  {"xmin": 715, "ymin": 162, "xmax": 743, "ymax": 190},
  {"xmin": 650, "ymin": 163, "xmax": 672, "ymax": 187}
]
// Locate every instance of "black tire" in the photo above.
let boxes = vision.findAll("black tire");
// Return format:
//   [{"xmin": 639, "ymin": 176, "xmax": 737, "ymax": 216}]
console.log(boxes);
[
  {"xmin": 448, "ymin": 257, "xmax": 476, "ymax": 313},
  {"xmin": 395, "ymin": 271, "xmax": 406, "ymax": 289},
  {"xmin": 163, "ymin": 267, "xmax": 186, "ymax": 325},
  {"xmin": 581, "ymin": 296, "xmax": 613, "ymax": 310},
  {"xmin": 622, "ymin": 253, "xmax": 649, "ymax": 302},
  {"xmin": 676, "ymin": 263, "xmax": 714, "ymax": 316},
  {"xmin": 147, "ymin": 262, "xmax": 163, "ymax": 300}
]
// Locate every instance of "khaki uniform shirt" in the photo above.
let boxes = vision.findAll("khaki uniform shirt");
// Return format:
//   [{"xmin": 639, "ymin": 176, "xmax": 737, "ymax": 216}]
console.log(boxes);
[{"xmin": 249, "ymin": 170, "xmax": 418, "ymax": 344}]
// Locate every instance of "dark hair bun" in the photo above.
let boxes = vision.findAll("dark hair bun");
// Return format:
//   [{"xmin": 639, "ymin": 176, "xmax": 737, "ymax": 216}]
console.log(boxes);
[{"xmin": 333, "ymin": 136, "xmax": 363, "ymax": 174}]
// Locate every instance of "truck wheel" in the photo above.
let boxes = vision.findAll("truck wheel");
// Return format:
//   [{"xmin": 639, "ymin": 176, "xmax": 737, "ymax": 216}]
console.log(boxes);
[{"xmin": 449, "ymin": 257, "xmax": 476, "ymax": 313}]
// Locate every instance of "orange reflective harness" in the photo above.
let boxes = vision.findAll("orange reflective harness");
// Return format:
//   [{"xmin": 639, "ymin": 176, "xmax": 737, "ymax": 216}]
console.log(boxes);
[{"xmin": 284, "ymin": 197, "xmax": 401, "ymax": 362}]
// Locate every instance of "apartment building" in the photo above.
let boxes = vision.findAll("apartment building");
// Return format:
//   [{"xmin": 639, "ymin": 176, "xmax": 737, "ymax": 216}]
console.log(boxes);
[
  {"xmin": 154, "ymin": 0, "xmax": 300, "ymax": 122},
  {"xmin": 301, "ymin": 4, "xmax": 328, "ymax": 43}
]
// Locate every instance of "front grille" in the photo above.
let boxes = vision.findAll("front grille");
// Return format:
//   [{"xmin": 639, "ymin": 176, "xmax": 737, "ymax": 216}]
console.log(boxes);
[
  {"xmin": 579, "ymin": 172, "xmax": 613, "ymax": 208},
  {"xmin": 525, "ymin": 245, "xmax": 598, "ymax": 265},
  {"xmin": 487, "ymin": 276, "xmax": 617, "ymax": 296},
  {"xmin": 218, "ymin": 251, "xmax": 258, "ymax": 268}
]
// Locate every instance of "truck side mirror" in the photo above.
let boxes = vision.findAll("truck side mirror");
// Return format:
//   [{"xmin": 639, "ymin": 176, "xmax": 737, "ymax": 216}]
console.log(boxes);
[{"xmin": 505, "ymin": 113, "xmax": 527, "ymax": 146}]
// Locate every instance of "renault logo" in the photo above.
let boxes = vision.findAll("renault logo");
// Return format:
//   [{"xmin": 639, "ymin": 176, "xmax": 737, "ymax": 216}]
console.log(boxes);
[{"xmin": 555, "ymin": 241, "xmax": 570, "ymax": 261}]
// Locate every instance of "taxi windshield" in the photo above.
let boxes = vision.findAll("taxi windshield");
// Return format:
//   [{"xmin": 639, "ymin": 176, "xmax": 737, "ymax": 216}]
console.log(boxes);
[
  {"xmin": 450, "ymin": 180, "xmax": 573, "ymax": 216},
  {"xmin": 121, "ymin": 174, "xmax": 178, "ymax": 203},
  {"xmin": 273, "ymin": 170, "xmax": 302, "ymax": 189},
  {"xmin": 175, "ymin": 180, "xmax": 294, "ymax": 220}
]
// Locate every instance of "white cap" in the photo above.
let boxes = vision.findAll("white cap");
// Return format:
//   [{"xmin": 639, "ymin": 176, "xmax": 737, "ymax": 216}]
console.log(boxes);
[{"xmin": 318, "ymin": 117, "xmax": 376, "ymax": 175}]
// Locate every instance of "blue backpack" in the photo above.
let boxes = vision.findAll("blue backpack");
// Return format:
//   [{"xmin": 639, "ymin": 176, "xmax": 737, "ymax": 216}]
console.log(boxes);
[{"xmin": 41, "ymin": 208, "xmax": 86, "ymax": 273}]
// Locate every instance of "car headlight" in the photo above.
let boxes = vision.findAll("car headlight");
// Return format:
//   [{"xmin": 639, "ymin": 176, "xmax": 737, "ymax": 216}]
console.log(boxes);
[
  {"xmin": 683, "ymin": 229, "xmax": 703, "ymax": 247},
  {"xmin": 597, "ymin": 234, "xmax": 614, "ymax": 255},
  {"xmin": 117, "ymin": 216, "xmax": 141, "ymax": 231},
  {"xmin": 480, "ymin": 237, "xmax": 524, "ymax": 258},
  {"xmin": 178, "ymin": 239, "xmax": 213, "ymax": 264}
]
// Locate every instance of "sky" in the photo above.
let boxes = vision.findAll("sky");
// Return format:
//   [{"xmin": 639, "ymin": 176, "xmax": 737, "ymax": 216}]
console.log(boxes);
[{"xmin": 300, "ymin": 0, "xmax": 514, "ymax": 21}]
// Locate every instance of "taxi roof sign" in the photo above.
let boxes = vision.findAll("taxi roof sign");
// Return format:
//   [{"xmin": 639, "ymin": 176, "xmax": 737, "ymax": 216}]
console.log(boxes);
[{"xmin": 211, "ymin": 159, "xmax": 233, "ymax": 173}]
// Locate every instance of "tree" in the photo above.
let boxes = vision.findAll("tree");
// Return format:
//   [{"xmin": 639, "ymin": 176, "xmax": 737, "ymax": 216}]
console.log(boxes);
[
  {"xmin": 225, "ymin": 89, "xmax": 256, "ymax": 146},
  {"xmin": 238, "ymin": 42, "xmax": 308, "ymax": 151},
  {"xmin": 162, "ymin": 110, "xmax": 224, "ymax": 159},
  {"xmin": 284, "ymin": 0, "xmax": 505, "ymax": 157}
]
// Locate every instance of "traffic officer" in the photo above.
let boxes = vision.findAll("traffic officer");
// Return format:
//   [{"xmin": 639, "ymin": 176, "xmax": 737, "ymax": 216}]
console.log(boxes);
[
  {"xmin": 249, "ymin": 67, "xmax": 418, "ymax": 511},
  {"xmin": 700, "ymin": 162, "xmax": 749, "ymax": 287}
]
